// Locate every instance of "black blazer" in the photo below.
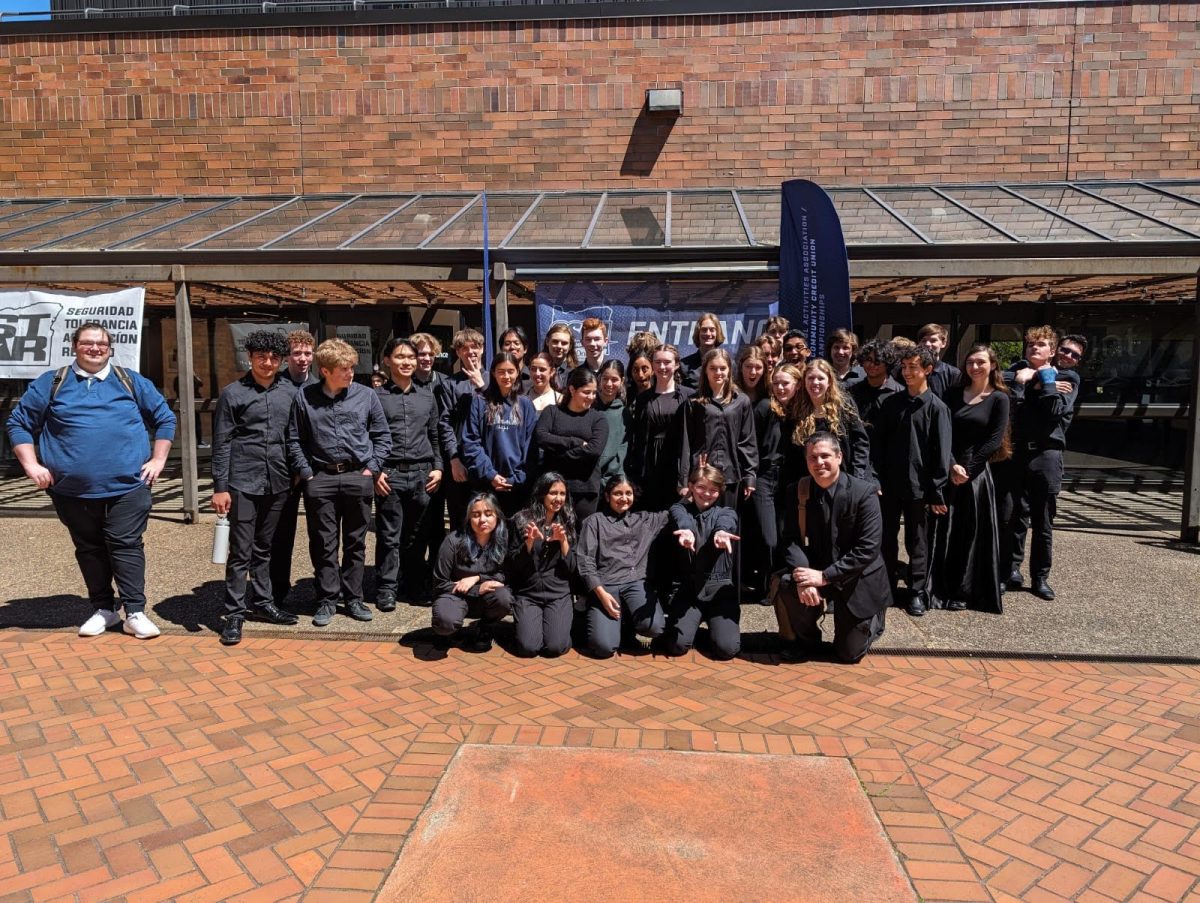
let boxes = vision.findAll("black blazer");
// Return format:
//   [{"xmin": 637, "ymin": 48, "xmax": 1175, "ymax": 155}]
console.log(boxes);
[{"xmin": 779, "ymin": 471, "xmax": 890, "ymax": 619}]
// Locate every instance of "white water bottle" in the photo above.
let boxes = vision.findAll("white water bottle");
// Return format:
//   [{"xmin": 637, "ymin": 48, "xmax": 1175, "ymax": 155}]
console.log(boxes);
[{"xmin": 212, "ymin": 516, "xmax": 230, "ymax": 565}]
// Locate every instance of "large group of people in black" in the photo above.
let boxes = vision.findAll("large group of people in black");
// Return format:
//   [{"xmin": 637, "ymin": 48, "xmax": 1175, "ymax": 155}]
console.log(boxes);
[{"xmin": 209, "ymin": 314, "xmax": 1087, "ymax": 663}]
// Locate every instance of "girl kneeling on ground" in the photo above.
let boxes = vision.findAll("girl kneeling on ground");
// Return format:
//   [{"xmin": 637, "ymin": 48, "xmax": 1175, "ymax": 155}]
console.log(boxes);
[
  {"xmin": 665, "ymin": 465, "xmax": 743, "ymax": 660},
  {"xmin": 507, "ymin": 473, "xmax": 577, "ymax": 657},
  {"xmin": 431, "ymin": 492, "xmax": 513, "ymax": 652},
  {"xmin": 576, "ymin": 476, "xmax": 671, "ymax": 658}
]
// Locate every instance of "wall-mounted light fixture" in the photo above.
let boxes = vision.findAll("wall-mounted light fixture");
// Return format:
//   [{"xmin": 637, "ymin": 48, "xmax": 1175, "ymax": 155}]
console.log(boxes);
[{"xmin": 646, "ymin": 88, "xmax": 683, "ymax": 113}]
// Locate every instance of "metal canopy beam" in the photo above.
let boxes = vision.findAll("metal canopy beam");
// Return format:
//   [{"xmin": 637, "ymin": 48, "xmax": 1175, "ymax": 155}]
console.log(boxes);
[{"xmin": 0, "ymin": 263, "xmax": 485, "ymax": 283}]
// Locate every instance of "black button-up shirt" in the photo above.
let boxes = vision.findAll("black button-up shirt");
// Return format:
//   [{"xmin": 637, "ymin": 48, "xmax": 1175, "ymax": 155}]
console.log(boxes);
[
  {"xmin": 287, "ymin": 381, "xmax": 391, "ymax": 480},
  {"xmin": 377, "ymin": 380, "xmax": 442, "ymax": 466},
  {"xmin": 211, "ymin": 373, "xmax": 299, "ymax": 495}
]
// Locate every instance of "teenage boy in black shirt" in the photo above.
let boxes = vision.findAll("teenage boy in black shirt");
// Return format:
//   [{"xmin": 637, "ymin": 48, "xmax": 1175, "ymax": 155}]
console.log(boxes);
[{"xmin": 874, "ymin": 346, "xmax": 952, "ymax": 617}]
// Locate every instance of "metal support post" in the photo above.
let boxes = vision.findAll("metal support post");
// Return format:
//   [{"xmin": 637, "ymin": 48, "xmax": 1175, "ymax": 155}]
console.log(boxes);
[
  {"xmin": 1181, "ymin": 275, "xmax": 1200, "ymax": 544},
  {"xmin": 173, "ymin": 270, "xmax": 200, "ymax": 525},
  {"xmin": 493, "ymin": 261, "xmax": 511, "ymax": 340}
]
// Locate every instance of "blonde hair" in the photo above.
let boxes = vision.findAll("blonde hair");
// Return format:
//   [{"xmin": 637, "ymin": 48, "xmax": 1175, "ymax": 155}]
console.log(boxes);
[
  {"xmin": 410, "ymin": 332, "xmax": 443, "ymax": 357},
  {"xmin": 792, "ymin": 359, "xmax": 857, "ymax": 446},
  {"xmin": 769, "ymin": 363, "xmax": 804, "ymax": 420},
  {"xmin": 315, "ymin": 338, "xmax": 358, "ymax": 372}
]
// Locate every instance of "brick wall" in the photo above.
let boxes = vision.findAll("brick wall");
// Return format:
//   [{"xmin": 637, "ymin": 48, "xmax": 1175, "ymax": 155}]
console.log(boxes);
[{"xmin": 0, "ymin": 2, "xmax": 1196, "ymax": 196}]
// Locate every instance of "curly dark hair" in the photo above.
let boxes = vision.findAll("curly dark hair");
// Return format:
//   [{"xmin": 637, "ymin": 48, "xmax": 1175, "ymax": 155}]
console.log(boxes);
[{"xmin": 244, "ymin": 330, "xmax": 289, "ymax": 357}]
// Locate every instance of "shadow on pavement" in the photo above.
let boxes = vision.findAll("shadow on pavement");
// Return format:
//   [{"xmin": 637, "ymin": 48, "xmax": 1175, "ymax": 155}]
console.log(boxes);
[
  {"xmin": 154, "ymin": 580, "xmax": 224, "ymax": 634},
  {"xmin": 0, "ymin": 594, "xmax": 92, "ymax": 629}
]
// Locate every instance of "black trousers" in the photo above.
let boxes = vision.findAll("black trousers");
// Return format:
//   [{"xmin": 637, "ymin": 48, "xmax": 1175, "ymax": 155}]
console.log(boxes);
[
  {"xmin": 880, "ymin": 495, "xmax": 930, "ymax": 597},
  {"xmin": 432, "ymin": 586, "xmax": 514, "ymax": 635},
  {"xmin": 374, "ymin": 466, "xmax": 434, "ymax": 599},
  {"xmin": 269, "ymin": 484, "xmax": 303, "ymax": 605},
  {"xmin": 664, "ymin": 584, "xmax": 741, "ymax": 659},
  {"xmin": 586, "ymin": 581, "xmax": 663, "ymax": 658},
  {"xmin": 444, "ymin": 477, "xmax": 473, "ymax": 535},
  {"xmin": 303, "ymin": 471, "xmax": 374, "ymax": 606},
  {"xmin": 744, "ymin": 468, "xmax": 782, "ymax": 595},
  {"xmin": 511, "ymin": 593, "xmax": 574, "ymax": 657},
  {"xmin": 775, "ymin": 573, "xmax": 886, "ymax": 665},
  {"xmin": 1007, "ymin": 449, "xmax": 1062, "ymax": 581},
  {"xmin": 224, "ymin": 488, "xmax": 289, "ymax": 618},
  {"xmin": 51, "ymin": 483, "xmax": 153, "ymax": 614}
]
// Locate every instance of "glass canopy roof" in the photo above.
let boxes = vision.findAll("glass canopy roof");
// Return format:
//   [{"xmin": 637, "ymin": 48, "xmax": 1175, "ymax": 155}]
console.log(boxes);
[{"xmin": 1, "ymin": 181, "xmax": 1198, "ymax": 254}]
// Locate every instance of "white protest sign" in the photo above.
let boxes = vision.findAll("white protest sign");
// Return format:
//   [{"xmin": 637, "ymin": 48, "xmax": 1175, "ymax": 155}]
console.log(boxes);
[{"xmin": 0, "ymin": 288, "xmax": 145, "ymax": 379}]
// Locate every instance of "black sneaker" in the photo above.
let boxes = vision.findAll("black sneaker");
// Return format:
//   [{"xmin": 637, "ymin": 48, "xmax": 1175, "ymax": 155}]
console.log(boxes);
[
  {"xmin": 346, "ymin": 599, "xmax": 374, "ymax": 622},
  {"xmin": 376, "ymin": 594, "xmax": 396, "ymax": 613},
  {"xmin": 312, "ymin": 601, "xmax": 337, "ymax": 627},
  {"xmin": 220, "ymin": 617, "xmax": 244, "ymax": 646}
]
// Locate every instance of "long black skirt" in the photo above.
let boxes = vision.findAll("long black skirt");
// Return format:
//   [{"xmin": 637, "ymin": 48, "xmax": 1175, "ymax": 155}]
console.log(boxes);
[{"xmin": 928, "ymin": 465, "xmax": 1003, "ymax": 614}]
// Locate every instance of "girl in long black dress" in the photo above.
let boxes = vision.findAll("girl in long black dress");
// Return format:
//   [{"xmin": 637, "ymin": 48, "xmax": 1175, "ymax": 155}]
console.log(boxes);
[
  {"xmin": 628, "ymin": 344, "xmax": 693, "ymax": 511},
  {"xmin": 929, "ymin": 344, "xmax": 1011, "ymax": 613},
  {"xmin": 745, "ymin": 363, "xmax": 804, "ymax": 600}
]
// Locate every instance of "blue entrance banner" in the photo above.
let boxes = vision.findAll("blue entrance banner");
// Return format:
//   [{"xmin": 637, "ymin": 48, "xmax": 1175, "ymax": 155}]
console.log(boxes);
[
  {"xmin": 778, "ymin": 179, "xmax": 852, "ymax": 358},
  {"xmin": 535, "ymin": 281, "xmax": 778, "ymax": 365}
]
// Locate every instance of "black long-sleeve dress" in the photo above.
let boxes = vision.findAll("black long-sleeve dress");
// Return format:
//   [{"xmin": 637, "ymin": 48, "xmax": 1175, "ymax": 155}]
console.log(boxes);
[
  {"xmin": 628, "ymin": 385, "xmax": 694, "ymax": 511},
  {"xmin": 675, "ymin": 390, "xmax": 758, "ymax": 508},
  {"xmin": 928, "ymin": 387, "xmax": 1010, "ymax": 613}
]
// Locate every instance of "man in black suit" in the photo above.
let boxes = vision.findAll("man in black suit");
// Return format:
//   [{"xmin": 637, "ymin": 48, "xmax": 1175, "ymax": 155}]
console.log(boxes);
[{"xmin": 772, "ymin": 432, "xmax": 891, "ymax": 664}]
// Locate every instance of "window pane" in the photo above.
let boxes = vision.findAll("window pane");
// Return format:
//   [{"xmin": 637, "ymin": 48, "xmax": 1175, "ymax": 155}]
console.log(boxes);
[
  {"xmin": 190, "ymin": 198, "xmax": 346, "ymax": 249},
  {"xmin": 119, "ymin": 199, "xmax": 288, "ymax": 249},
  {"xmin": 427, "ymin": 194, "xmax": 538, "ymax": 249},
  {"xmin": 828, "ymin": 190, "xmax": 918, "ymax": 244},
  {"xmin": 872, "ymin": 188, "xmax": 1011, "ymax": 243},
  {"xmin": 348, "ymin": 195, "xmax": 477, "ymax": 248},
  {"xmin": 44, "ymin": 200, "xmax": 221, "ymax": 250},
  {"xmin": 0, "ymin": 200, "xmax": 171, "ymax": 250},
  {"xmin": 270, "ymin": 196, "xmax": 417, "ymax": 249},
  {"xmin": 0, "ymin": 201, "xmax": 117, "ymax": 241},
  {"xmin": 505, "ymin": 194, "xmax": 602, "ymax": 248},
  {"xmin": 1084, "ymin": 184, "xmax": 1200, "ymax": 237},
  {"xmin": 735, "ymin": 190, "xmax": 780, "ymax": 246},
  {"xmin": 943, "ymin": 187, "xmax": 1103, "ymax": 242},
  {"xmin": 672, "ymin": 191, "xmax": 749, "ymax": 247},
  {"xmin": 588, "ymin": 192, "xmax": 666, "ymax": 248},
  {"xmin": 1013, "ymin": 186, "xmax": 1180, "ymax": 241}
]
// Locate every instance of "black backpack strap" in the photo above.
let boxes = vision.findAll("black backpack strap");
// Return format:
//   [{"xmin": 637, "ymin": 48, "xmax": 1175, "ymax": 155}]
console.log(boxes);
[
  {"xmin": 111, "ymin": 364, "xmax": 136, "ymax": 398},
  {"xmin": 48, "ymin": 365, "xmax": 71, "ymax": 402}
]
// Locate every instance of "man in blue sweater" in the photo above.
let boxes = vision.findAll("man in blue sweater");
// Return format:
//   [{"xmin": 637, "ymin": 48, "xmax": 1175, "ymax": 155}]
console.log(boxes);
[{"xmin": 6, "ymin": 323, "xmax": 177, "ymax": 639}]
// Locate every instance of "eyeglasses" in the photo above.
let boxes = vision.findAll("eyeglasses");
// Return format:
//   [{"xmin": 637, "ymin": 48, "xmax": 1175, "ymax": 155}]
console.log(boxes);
[
  {"xmin": 1057, "ymin": 347, "xmax": 1082, "ymax": 360},
  {"xmin": 76, "ymin": 341, "xmax": 110, "ymax": 349}
]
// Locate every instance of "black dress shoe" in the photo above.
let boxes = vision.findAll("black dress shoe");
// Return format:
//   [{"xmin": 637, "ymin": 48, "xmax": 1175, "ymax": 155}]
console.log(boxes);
[
  {"xmin": 220, "ymin": 618, "xmax": 244, "ymax": 646},
  {"xmin": 376, "ymin": 594, "xmax": 396, "ymax": 613},
  {"xmin": 947, "ymin": 599, "xmax": 968, "ymax": 612},
  {"xmin": 252, "ymin": 602, "xmax": 299, "ymax": 625},
  {"xmin": 1005, "ymin": 569, "xmax": 1024, "ymax": 590},
  {"xmin": 462, "ymin": 622, "xmax": 493, "ymax": 653},
  {"xmin": 1032, "ymin": 579, "xmax": 1056, "ymax": 601},
  {"xmin": 906, "ymin": 592, "xmax": 928, "ymax": 617}
]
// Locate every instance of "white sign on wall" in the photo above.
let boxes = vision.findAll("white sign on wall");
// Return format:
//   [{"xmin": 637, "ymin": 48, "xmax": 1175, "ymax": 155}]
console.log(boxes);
[{"xmin": 0, "ymin": 287, "xmax": 145, "ymax": 379}]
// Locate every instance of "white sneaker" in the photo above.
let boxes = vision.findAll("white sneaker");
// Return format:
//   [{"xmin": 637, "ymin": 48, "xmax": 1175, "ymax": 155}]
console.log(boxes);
[
  {"xmin": 122, "ymin": 611, "xmax": 161, "ymax": 640},
  {"xmin": 79, "ymin": 608, "xmax": 122, "ymax": 637}
]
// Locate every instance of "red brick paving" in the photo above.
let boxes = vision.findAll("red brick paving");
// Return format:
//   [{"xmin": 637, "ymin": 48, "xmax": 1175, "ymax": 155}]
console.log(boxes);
[{"xmin": 0, "ymin": 632, "xmax": 1198, "ymax": 902}]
